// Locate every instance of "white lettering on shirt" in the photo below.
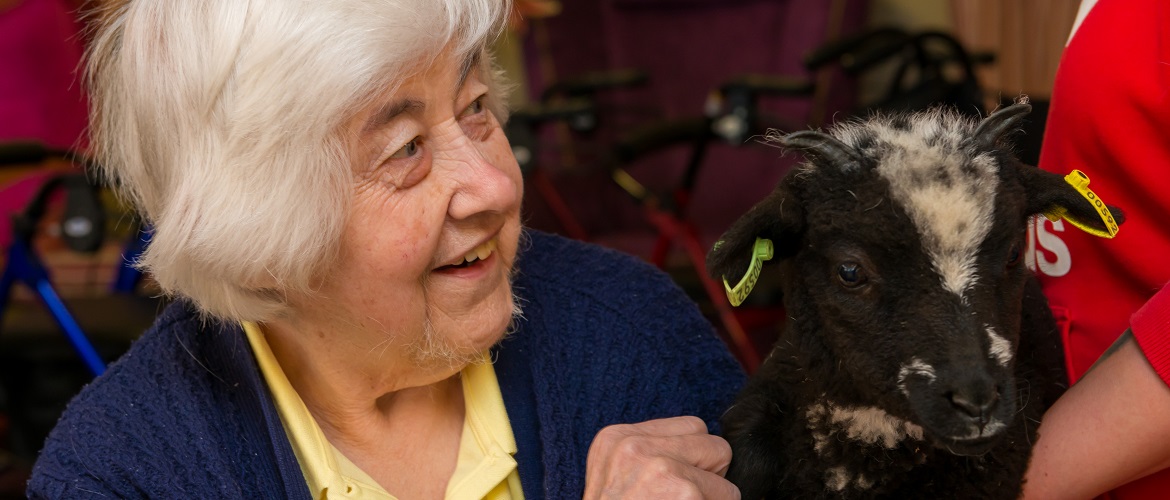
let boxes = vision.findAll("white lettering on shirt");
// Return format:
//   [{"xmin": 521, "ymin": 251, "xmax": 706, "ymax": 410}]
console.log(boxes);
[{"xmin": 1027, "ymin": 217, "xmax": 1071, "ymax": 277}]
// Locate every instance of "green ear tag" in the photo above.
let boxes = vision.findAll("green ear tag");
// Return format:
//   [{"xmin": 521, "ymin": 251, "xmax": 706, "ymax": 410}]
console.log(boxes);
[
  {"xmin": 721, "ymin": 238, "xmax": 774, "ymax": 307},
  {"xmin": 1042, "ymin": 169, "xmax": 1120, "ymax": 239}
]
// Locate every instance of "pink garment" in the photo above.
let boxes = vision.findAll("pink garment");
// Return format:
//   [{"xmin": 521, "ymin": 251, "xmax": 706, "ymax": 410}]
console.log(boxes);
[
  {"xmin": 1, "ymin": 0, "xmax": 88, "ymax": 249},
  {"xmin": 0, "ymin": 0, "xmax": 88, "ymax": 149}
]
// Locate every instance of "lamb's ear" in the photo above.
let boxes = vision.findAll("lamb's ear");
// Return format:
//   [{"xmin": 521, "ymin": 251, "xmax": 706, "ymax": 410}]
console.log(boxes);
[
  {"xmin": 975, "ymin": 102, "xmax": 1125, "ymax": 232},
  {"xmin": 706, "ymin": 175, "xmax": 805, "ymax": 286},
  {"xmin": 973, "ymin": 101, "xmax": 1032, "ymax": 150},
  {"xmin": 707, "ymin": 130, "xmax": 848, "ymax": 286},
  {"xmin": 1015, "ymin": 162, "xmax": 1126, "ymax": 234}
]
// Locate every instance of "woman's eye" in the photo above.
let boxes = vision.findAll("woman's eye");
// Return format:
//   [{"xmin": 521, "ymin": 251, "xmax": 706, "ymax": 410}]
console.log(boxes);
[
  {"xmin": 462, "ymin": 97, "xmax": 484, "ymax": 117},
  {"xmin": 389, "ymin": 138, "xmax": 420, "ymax": 159},
  {"xmin": 459, "ymin": 96, "xmax": 492, "ymax": 140},
  {"xmin": 837, "ymin": 262, "xmax": 867, "ymax": 288}
]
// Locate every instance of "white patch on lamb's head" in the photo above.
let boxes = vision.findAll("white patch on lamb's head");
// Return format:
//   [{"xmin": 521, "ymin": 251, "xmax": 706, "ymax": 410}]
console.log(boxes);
[
  {"xmin": 897, "ymin": 357, "xmax": 938, "ymax": 397},
  {"xmin": 825, "ymin": 466, "xmax": 850, "ymax": 492},
  {"xmin": 987, "ymin": 326, "xmax": 1013, "ymax": 366},
  {"xmin": 834, "ymin": 110, "xmax": 1001, "ymax": 300}
]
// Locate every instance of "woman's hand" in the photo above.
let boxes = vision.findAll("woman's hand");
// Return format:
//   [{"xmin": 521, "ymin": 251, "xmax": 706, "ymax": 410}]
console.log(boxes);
[{"xmin": 584, "ymin": 416, "xmax": 740, "ymax": 499}]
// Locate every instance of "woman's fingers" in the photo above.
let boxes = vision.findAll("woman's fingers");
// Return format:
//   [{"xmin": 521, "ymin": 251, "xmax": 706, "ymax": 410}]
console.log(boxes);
[
  {"xmin": 584, "ymin": 416, "xmax": 739, "ymax": 499},
  {"xmin": 589, "ymin": 417, "xmax": 730, "ymax": 474},
  {"xmin": 687, "ymin": 467, "xmax": 742, "ymax": 499},
  {"xmin": 588, "ymin": 456, "xmax": 740, "ymax": 499},
  {"xmin": 607, "ymin": 415, "xmax": 709, "ymax": 437}
]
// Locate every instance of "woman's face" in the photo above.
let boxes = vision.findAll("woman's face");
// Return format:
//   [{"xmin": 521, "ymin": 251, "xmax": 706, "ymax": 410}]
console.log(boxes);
[{"xmin": 302, "ymin": 50, "xmax": 523, "ymax": 377}]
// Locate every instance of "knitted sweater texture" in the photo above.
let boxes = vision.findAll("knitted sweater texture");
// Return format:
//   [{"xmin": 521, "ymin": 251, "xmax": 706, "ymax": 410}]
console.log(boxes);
[{"xmin": 28, "ymin": 231, "xmax": 745, "ymax": 499}]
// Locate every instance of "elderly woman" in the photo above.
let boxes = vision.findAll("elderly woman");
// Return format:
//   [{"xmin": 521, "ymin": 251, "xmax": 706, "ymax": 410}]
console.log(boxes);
[{"xmin": 27, "ymin": 0, "xmax": 744, "ymax": 498}]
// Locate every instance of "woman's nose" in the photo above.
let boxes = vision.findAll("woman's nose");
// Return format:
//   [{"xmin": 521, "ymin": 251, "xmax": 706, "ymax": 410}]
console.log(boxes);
[{"xmin": 441, "ymin": 134, "xmax": 521, "ymax": 221}]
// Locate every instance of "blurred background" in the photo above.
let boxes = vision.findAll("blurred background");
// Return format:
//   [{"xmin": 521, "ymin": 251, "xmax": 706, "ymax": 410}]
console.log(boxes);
[{"xmin": 0, "ymin": 0, "xmax": 1083, "ymax": 495}]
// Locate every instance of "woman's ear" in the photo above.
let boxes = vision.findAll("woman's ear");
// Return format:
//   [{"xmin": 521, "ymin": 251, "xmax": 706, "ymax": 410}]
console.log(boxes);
[
  {"xmin": 1016, "ymin": 162, "xmax": 1125, "ymax": 233},
  {"xmin": 706, "ymin": 178, "xmax": 805, "ymax": 285}
]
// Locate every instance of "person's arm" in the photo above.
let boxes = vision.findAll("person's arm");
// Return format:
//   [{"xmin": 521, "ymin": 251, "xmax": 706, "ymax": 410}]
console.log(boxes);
[{"xmin": 1023, "ymin": 331, "xmax": 1170, "ymax": 499}]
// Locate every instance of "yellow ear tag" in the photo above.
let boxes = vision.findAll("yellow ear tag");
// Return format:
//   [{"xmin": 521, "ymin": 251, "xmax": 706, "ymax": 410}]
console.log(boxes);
[
  {"xmin": 721, "ymin": 238, "xmax": 774, "ymax": 307},
  {"xmin": 1042, "ymin": 169, "xmax": 1120, "ymax": 239}
]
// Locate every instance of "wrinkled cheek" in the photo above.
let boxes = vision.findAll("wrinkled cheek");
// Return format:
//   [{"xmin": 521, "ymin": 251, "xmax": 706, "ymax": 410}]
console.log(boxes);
[{"xmin": 376, "ymin": 218, "xmax": 440, "ymax": 272}]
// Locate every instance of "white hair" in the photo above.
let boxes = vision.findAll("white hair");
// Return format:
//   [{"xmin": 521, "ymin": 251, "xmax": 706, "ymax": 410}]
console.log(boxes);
[{"xmin": 85, "ymin": 0, "xmax": 512, "ymax": 321}]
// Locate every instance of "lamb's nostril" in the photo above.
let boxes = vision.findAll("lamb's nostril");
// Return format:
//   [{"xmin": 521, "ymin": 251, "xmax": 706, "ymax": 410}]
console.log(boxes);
[{"xmin": 946, "ymin": 389, "xmax": 999, "ymax": 424}]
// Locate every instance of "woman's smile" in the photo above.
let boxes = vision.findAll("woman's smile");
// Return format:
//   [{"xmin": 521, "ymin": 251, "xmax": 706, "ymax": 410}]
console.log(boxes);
[{"xmin": 434, "ymin": 236, "xmax": 499, "ymax": 274}]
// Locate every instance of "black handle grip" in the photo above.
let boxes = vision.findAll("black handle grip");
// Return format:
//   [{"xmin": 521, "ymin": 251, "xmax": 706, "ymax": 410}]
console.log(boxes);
[
  {"xmin": 804, "ymin": 27, "xmax": 911, "ymax": 73},
  {"xmin": 0, "ymin": 141, "xmax": 88, "ymax": 167},
  {"xmin": 612, "ymin": 117, "xmax": 710, "ymax": 164},
  {"xmin": 719, "ymin": 74, "xmax": 815, "ymax": 97},
  {"xmin": 541, "ymin": 69, "xmax": 650, "ymax": 102},
  {"xmin": 0, "ymin": 141, "xmax": 56, "ymax": 166},
  {"xmin": 509, "ymin": 99, "xmax": 595, "ymax": 124},
  {"xmin": 909, "ymin": 31, "xmax": 978, "ymax": 77},
  {"xmin": 61, "ymin": 175, "xmax": 106, "ymax": 253},
  {"xmin": 838, "ymin": 37, "xmax": 915, "ymax": 75}
]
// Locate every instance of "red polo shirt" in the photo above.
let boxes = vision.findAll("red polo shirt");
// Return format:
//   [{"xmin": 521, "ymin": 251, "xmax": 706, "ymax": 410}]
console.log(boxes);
[{"xmin": 1028, "ymin": 0, "xmax": 1170, "ymax": 497}]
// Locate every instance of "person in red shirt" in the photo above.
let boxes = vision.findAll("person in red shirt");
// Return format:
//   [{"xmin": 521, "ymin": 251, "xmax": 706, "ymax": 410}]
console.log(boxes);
[{"xmin": 1022, "ymin": 0, "xmax": 1170, "ymax": 498}]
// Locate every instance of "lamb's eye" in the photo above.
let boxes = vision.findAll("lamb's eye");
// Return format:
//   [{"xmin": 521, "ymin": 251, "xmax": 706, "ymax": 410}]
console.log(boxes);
[
  {"xmin": 837, "ymin": 262, "xmax": 867, "ymax": 288},
  {"xmin": 1006, "ymin": 243, "xmax": 1022, "ymax": 268}
]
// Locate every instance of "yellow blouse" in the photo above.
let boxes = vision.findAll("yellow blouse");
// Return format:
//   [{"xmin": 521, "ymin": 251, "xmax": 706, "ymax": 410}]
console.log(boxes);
[{"xmin": 242, "ymin": 322, "xmax": 524, "ymax": 500}]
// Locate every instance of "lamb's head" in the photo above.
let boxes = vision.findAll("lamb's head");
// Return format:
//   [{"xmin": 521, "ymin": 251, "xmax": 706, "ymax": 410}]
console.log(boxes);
[{"xmin": 709, "ymin": 102, "xmax": 1123, "ymax": 455}]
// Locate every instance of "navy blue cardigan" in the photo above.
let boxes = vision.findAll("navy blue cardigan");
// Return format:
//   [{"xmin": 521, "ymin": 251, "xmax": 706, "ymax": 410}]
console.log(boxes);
[{"xmin": 28, "ymin": 231, "xmax": 745, "ymax": 499}]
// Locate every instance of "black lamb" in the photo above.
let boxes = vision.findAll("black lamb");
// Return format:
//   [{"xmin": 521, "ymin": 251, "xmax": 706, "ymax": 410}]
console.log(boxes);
[{"xmin": 708, "ymin": 102, "xmax": 1123, "ymax": 499}]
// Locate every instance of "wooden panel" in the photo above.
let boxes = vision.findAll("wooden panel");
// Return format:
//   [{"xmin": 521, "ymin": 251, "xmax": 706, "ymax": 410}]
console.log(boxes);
[{"xmin": 951, "ymin": 0, "xmax": 1081, "ymax": 103}]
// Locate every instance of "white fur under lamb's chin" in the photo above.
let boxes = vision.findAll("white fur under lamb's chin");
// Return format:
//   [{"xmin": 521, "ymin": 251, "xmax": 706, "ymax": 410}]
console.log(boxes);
[
  {"xmin": 823, "ymin": 464, "xmax": 875, "ymax": 492},
  {"xmin": 825, "ymin": 466, "xmax": 849, "ymax": 492},
  {"xmin": 806, "ymin": 400, "xmax": 925, "ymax": 451}
]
